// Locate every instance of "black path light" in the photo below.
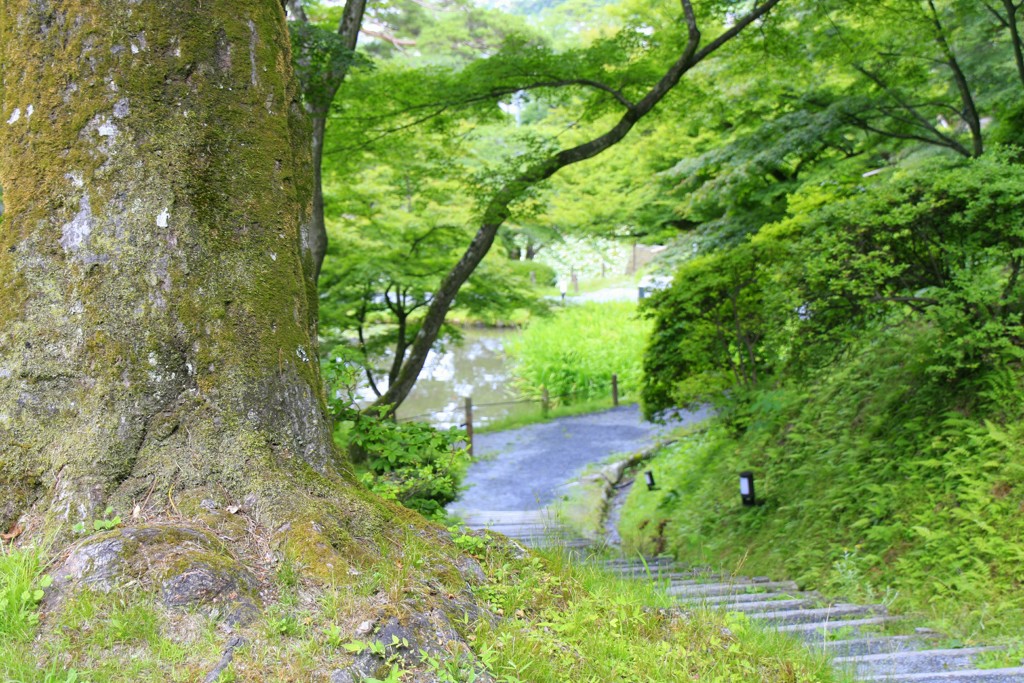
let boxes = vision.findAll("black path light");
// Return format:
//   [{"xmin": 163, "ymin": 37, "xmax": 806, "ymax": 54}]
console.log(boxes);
[
  {"xmin": 644, "ymin": 470, "xmax": 658, "ymax": 491},
  {"xmin": 740, "ymin": 471, "xmax": 757, "ymax": 506}
]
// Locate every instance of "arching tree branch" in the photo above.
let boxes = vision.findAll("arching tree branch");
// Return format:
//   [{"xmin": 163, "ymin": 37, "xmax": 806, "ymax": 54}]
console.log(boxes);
[{"xmin": 371, "ymin": 0, "xmax": 785, "ymax": 413}]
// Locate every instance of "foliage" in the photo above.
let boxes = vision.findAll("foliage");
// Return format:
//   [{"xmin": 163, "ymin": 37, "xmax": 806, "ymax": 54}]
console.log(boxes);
[
  {"xmin": 641, "ymin": 241, "xmax": 774, "ymax": 412},
  {"xmin": 635, "ymin": 153, "xmax": 1024, "ymax": 639},
  {"xmin": 71, "ymin": 507, "xmax": 122, "ymax": 535},
  {"xmin": 631, "ymin": 0, "xmax": 1024, "ymax": 631},
  {"xmin": 626, "ymin": 325, "xmax": 1024, "ymax": 640},
  {"xmin": 644, "ymin": 152, "xmax": 1024, "ymax": 415},
  {"xmin": 0, "ymin": 544, "xmax": 50, "ymax": 643},
  {"xmin": 289, "ymin": 20, "xmax": 369, "ymax": 111},
  {"xmin": 508, "ymin": 302, "xmax": 650, "ymax": 404},
  {"xmin": 325, "ymin": 363, "xmax": 470, "ymax": 520}
]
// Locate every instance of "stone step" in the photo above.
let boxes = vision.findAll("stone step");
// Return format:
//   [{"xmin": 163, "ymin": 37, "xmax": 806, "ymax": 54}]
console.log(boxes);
[
  {"xmin": 748, "ymin": 603, "xmax": 885, "ymax": 626},
  {"xmin": 777, "ymin": 615, "xmax": 901, "ymax": 639},
  {"xmin": 600, "ymin": 556, "xmax": 678, "ymax": 567},
  {"xmin": 668, "ymin": 574, "xmax": 786, "ymax": 587},
  {"xmin": 668, "ymin": 580, "xmax": 800, "ymax": 598},
  {"xmin": 607, "ymin": 566, "xmax": 688, "ymax": 576},
  {"xmin": 707, "ymin": 597, "xmax": 822, "ymax": 613},
  {"xmin": 678, "ymin": 590, "xmax": 819, "ymax": 606},
  {"xmin": 834, "ymin": 646, "xmax": 1004, "ymax": 678},
  {"xmin": 811, "ymin": 635, "xmax": 932, "ymax": 658},
  {"xmin": 859, "ymin": 666, "xmax": 1024, "ymax": 682}
]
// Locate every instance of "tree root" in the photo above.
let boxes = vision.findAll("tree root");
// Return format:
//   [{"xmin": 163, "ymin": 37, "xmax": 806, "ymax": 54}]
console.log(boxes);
[{"xmin": 203, "ymin": 635, "xmax": 245, "ymax": 683}]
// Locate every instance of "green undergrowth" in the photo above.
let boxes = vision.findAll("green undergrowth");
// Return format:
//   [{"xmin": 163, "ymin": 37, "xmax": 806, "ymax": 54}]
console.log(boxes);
[
  {"xmin": 507, "ymin": 301, "xmax": 650, "ymax": 405},
  {"xmin": 621, "ymin": 324, "xmax": 1024, "ymax": 644},
  {"xmin": 2, "ymin": 525, "xmax": 846, "ymax": 683},
  {"xmin": 536, "ymin": 272, "xmax": 639, "ymax": 299}
]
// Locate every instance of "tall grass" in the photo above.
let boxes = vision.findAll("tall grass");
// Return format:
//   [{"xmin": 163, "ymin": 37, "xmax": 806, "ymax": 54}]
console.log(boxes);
[
  {"xmin": 0, "ymin": 543, "xmax": 48, "ymax": 642},
  {"xmin": 507, "ymin": 302, "xmax": 650, "ymax": 404}
]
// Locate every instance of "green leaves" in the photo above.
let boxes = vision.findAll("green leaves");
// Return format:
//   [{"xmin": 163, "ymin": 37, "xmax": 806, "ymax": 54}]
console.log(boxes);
[{"xmin": 290, "ymin": 21, "xmax": 370, "ymax": 111}]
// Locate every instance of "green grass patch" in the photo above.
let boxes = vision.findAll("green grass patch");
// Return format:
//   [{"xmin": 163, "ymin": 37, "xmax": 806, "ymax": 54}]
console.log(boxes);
[
  {"xmin": 476, "ymin": 396, "xmax": 620, "ymax": 434},
  {"xmin": 507, "ymin": 301, "xmax": 650, "ymax": 404},
  {"xmin": 468, "ymin": 545, "xmax": 849, "ymax": 683}
]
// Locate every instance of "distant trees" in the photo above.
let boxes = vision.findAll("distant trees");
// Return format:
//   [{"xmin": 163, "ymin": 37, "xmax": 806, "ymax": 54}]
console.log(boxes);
[{"xmin": 316, "ymin": 0, "xmax": 786, "ymax": 413}]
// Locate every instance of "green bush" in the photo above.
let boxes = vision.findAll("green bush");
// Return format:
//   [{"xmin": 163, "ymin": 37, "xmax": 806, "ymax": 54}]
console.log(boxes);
[
  {"xmin": 633, "ymin": 152, "xmax": 1024, "ymax": 638},
  {"xmin": 325, "ymin": 362, "xmax": 470, "ymax": 520},
  {"xmin": 507, "ymin": 302, "xmax": 650, "ymax": 404},
  {"xmin": 624, "ymin": 323, "xmax": 1024, "ymax": 639}
]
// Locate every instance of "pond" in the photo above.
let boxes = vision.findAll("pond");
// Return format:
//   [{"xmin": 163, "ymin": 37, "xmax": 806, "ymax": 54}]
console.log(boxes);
[{"xmin": 361, "ymin": 328, "xmax": 541, "ymax": 430}]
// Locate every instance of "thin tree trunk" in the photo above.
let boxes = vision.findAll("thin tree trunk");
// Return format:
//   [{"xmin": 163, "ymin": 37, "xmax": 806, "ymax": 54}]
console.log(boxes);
[
  {"xmin": 294, "ymin": 0, "xmax": 368, "ymax": 285},
  {"xmin": 926, "ymin": 0, "xmax": 984, "ymax": 156},
  {"xmin": 1003, "ymin": 1, "xmax": 1024, "ymax": 90},
  {"xmin": 310, "ymin": 114, "xmax": 329, "ymax": 282},
  {"xmin": 370, "ymin": 0, "xmax": 785, "ymax": 413}
]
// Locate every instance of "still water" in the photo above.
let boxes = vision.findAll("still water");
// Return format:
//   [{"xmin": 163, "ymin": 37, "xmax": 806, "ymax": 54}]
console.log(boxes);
[{"xmin": 382, "ymin": 328, "xmax": 539, "ymax": 429}]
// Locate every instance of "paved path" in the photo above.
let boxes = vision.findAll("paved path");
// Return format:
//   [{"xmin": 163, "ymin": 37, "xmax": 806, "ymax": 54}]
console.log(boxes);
[
  {"xmin": 448, "ymin": 404, "xmax": 709, "ymax": 516},
  {"xmin": 448, "ymin": 403, "xmax": 1021, "ymax": 681}
]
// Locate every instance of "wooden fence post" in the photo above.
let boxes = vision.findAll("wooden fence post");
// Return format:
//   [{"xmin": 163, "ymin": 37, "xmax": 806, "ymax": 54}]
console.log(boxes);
[
  {"xmin": 611, "ymin": 374, "xmax": 619, "ymax": 407},
  {"xmin": 465, "ymin": 396, "xmax": 474, "ymax": 458},
  {"xmin": 541, "ymin": 387, "xmax": 550, "ymax": 418}
]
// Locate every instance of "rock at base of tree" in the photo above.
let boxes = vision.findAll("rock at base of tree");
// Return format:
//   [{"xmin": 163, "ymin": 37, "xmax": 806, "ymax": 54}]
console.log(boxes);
[{"xmin": 48, "ymin": 525, "xmax": 261, "ymax": 625}]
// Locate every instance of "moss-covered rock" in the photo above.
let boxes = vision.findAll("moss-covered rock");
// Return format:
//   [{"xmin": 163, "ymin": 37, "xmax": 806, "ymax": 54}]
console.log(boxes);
[{"xmin": 50, "ymin": 525, "xmax": 261, "ymax": 624}]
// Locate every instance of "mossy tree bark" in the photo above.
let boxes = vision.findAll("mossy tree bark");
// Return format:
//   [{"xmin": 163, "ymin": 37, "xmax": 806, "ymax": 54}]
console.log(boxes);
[{"xmin": 0, "ymin": 0, "xmax": 376, "ymax": 554}]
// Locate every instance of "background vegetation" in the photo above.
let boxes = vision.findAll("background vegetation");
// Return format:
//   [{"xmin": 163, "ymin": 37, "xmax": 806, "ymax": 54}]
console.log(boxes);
[
  {"xmin": 619, "ymin": 0, "xmax": 1024, "ymax": 645},
  {"xmin": 507, "ymin": 302, "xmax": 650, "ymax": 405}
]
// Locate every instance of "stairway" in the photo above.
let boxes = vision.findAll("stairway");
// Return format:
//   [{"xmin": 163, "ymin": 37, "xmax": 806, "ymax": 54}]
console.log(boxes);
[
  {"xmin": 456, "ymin": 509, "xmax": 591, "ymax": 549},
  {"xmin": 456, "ymin": 512, "xmax": 1023, "ymax": 681},
  {"xmin": 598, "ymin": 556, "xmax": 1024, "ymax": 683}
]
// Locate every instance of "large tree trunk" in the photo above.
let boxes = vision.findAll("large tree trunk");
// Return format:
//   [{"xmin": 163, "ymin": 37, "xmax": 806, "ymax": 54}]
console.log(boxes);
[{"xmin": 0, "ymin": 0, "xmax": 360, "ymax": 541}]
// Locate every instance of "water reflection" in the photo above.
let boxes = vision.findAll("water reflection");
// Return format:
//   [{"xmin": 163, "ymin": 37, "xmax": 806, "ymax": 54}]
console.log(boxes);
[{"xmin": 362, "ymin": 328, "xmax": 538, "ymax": 429}]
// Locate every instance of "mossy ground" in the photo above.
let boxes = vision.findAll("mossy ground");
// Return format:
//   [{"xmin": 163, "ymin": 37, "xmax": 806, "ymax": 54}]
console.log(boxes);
[{"xmin": 1, "ymin": 509, "xmax": 849, "ymax": 683}]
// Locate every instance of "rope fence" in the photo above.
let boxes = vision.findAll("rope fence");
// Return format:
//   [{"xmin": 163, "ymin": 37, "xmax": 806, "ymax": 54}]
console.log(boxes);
[{"xmin": 396, "ymin": 374, "xmax": 623, "ymax": 457}]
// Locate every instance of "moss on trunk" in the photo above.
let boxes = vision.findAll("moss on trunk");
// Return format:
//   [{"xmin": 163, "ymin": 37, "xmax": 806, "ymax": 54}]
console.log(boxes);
[{"xmin": 0, "ymin": 0, "xmax": 367, "ymax": 551}]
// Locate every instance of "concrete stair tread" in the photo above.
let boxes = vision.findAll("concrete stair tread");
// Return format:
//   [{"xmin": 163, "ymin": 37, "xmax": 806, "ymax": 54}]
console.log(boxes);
[
  {"xmin": 776, "ymin": 614, "xmax": 900, "ymax": 634},
  {"xmin": 837, "ymin": 646, "xmax": 1007, "ymax": 678},
  {"xmin": 666, "ymin": 573, "xmax": 774, "ymax": 585},
  {"xmin": 456, "ymin": 507, "xmax": 590, "ymax": 549},
  {"xmin": 813, "ymin": 635, "xmax": 934, "ymax": 657},
  {"xmin": 834, "ymin": 646, "xmax": 1004, "ymax": 664},
  {"xmin": 707, "ymin": 597, "xmax": 822, "ymax": 613},
  {"xmin": 631, "ymin": 571, "xmax": 727, "ymax": 581},
  {"xmin": 601, "ymin": 557, "xmax": 678, "ymax": 567},
  {"xmin": 747, "ymin": 603, "xmax": 885, "ymax": 625},
  {"xmin": 680, "ymin": 590, "xmax": 819, "ymax": 606},
  {"xmin": 860, "ymin": 666, "xmax": 1024, "ymax": 681},
  {"xmin": 590, "ymin": 560, "xmax": 1010, "ymax": 683},
  {"xmin": 668, "ymin": 580, "xmax": 799, "ymax": 597}
]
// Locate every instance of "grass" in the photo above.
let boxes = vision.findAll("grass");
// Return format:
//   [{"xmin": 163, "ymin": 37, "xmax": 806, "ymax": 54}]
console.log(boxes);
[
  {"xmin": 468, "ymin": 545, "xmax": 851, "ymax": 683},
  {"xmin": 618, "ymin": 325, "xmax": 1024, "ymax": 645},
  {"xmin": 536, "ymin": 272, "xmax": 640, "ymax": 298},
  {"xmin": 1, "ymin": 522, "xmax": 849, "ymax": 683},
  {"xmin": 506, "ymin": 301, "xmax": 651, "ymax": 404},
  {"xmin": 475, "ymin": 395, "xmax": 619, "ymax": 434}
]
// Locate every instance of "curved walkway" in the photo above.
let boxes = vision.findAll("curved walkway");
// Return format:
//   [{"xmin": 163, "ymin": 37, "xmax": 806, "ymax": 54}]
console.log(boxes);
[{"xmin": 448, "ymin": 403, "xmax": 710, "ymax": 539}]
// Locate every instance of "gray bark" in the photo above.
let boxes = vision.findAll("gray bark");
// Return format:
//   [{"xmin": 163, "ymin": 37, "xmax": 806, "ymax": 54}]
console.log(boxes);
[{"xmin": 0, "ymin": 0, "xmax": 340, "ymax": 533}]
